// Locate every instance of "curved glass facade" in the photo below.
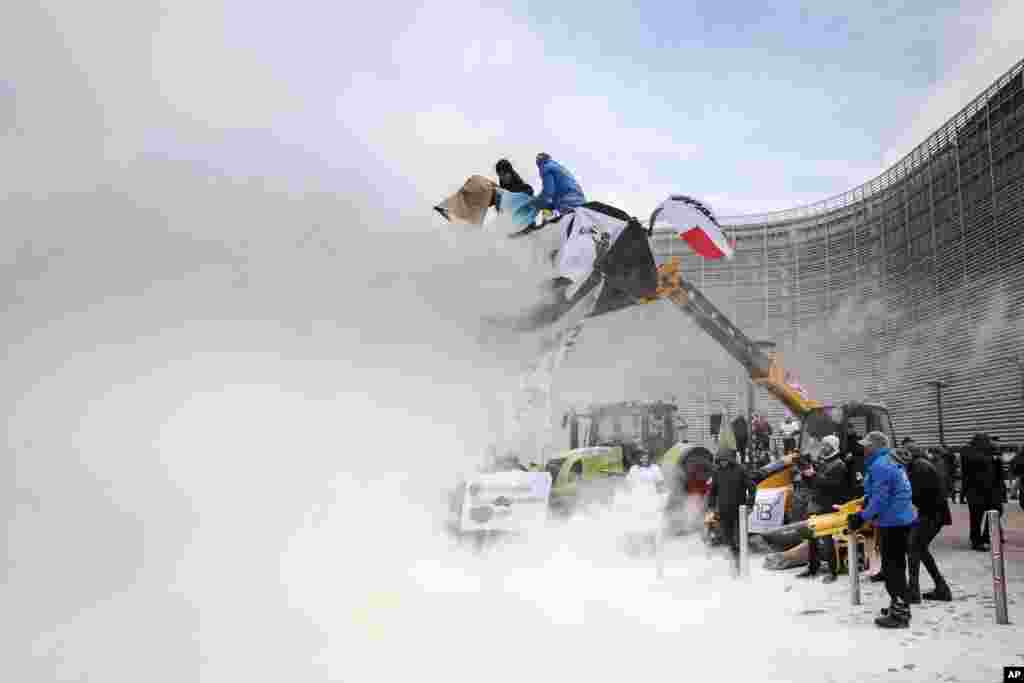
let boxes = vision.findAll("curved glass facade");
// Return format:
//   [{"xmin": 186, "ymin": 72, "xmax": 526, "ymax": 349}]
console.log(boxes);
[{"xmin": 651, "ymin": 58, "xmax": 1024, "ymax": 448}]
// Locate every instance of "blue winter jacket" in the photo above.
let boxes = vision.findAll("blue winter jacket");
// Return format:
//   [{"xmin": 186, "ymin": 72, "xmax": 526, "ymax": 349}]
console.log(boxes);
[
  {"xmin": 861, "ymin": 448, "xmax": 916, "ymax": 527},
  {"xmin": 535, "ymin": 158, "xmax": 586, "ymax": 212}
]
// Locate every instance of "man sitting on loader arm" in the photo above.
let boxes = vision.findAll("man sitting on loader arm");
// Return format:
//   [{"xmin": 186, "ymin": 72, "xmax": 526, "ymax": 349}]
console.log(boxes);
[{"xmin": 796, "ymin": 435, "xmax": 847, "ymax": 583}]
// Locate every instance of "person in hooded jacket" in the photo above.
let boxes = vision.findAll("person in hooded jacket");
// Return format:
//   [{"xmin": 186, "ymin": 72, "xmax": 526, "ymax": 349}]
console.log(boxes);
[
  {"xmin": 895, "ymin": 446, "xmax": 953, "ymax": 603},
  {"xmin": 848, "ymin": 431, "xmax": 916, "ymax": 628},
  {"xmin": 707, "ymin": 448, "xmax": 756, "ymax": 574},
  {"xmin": 530, "ymin": 153, "xmax": 586, "ymax": 214},
  {"xmin": 796, "ymin": 435, "xmax": 847, "ymax": 582},
  {"xmin": 495, "ymin": 159, "xmax": 535, "ymax": 196}
]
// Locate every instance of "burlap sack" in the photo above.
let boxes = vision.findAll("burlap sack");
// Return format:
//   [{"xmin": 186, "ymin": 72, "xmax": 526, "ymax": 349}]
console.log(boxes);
[{"xmin": 435, "ymin": 175, "xmax": 497, "ymax": 225}]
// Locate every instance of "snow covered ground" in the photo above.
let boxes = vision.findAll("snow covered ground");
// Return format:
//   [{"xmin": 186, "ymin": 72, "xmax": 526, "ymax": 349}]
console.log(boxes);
[{"xmin": 316, "ymin": 503, "xmax": 1023, "ymax": 683}]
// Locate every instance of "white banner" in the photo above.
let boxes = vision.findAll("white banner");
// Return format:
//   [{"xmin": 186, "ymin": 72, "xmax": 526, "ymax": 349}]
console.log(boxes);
[
  {"xmin": 556, "ymin": 206, "xmax": 630, "ymax": 291},
  {"xmin": 459, "ymin": 471, "xmax": 553, "ymax": 533},
  {"xmin": 747, "ymin": 487, "xmax": 787, "ymax": 533}
]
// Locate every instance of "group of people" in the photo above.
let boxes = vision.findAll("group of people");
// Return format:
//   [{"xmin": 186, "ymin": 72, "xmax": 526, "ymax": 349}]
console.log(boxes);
[
  {"xmin": 846, "ymin": 432, "xmax": 955, "ymax": 629},
  {"xmin": 494, "ymin": 154, "xmax": 586, "ymax": 217},
  {"xmin": 724, "ymin": 413, "xmax": 801, "ymax": 463},
  {"xmin": 705, "ymin": 429, "xmax": 959, "ymax": 629}
]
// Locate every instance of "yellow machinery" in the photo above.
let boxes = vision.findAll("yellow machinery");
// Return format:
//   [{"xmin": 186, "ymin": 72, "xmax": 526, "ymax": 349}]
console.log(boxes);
[
  {"xmin": 760, "ymin": 498, "xmax": 875, "ymax": 573},
  {"xmin": 635, "ymin": 257, "xmax": 896, "ymax": 550},
  {"xmin": 542, "ymin": 446, "xmax": 626, "ymax": 515}
]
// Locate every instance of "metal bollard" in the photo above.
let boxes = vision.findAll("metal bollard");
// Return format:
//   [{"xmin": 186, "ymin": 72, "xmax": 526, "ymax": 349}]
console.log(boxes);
[
  {"xmin": 848, "ymin": 532, "xmax": 861, "ymax": 606},
  {"xmin": 654, "ymin": 528, "xmax": 665, "ymax": 580},
  {"xmin": 988, "ymin": 510, "xmax": 1009, "ymax": 625},
  {"xmin": 739, "ymin": 505, "xmax": 750, "ymax": 578}
]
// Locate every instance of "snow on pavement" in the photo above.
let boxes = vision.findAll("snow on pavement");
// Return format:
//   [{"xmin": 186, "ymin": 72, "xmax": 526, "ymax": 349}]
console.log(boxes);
[{"xmin": 291, "ymin": 497, "xmax": 1023, "ymax": 683}]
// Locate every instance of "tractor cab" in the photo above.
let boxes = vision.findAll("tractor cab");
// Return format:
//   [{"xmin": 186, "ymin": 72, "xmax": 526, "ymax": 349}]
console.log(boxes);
[{"xmin": 564, "ymin": 400, "xmax": 680, "ymax": 467}]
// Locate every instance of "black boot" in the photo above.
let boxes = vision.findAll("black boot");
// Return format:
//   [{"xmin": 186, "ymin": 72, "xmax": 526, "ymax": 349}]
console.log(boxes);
[
  {"xmin": 869, "ymin": 572, "xmax": 885, "ymax": 583},
  {"xmin": 875, "ymin": 599, "xmax": 910, "ymax": 628},
  {"xmin": 923, "ymin": 580, "xmax": 953, "ymax": 602}
]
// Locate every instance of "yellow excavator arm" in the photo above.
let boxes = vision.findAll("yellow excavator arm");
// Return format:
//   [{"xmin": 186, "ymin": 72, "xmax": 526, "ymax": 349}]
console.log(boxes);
[{"xmin": 642, "ymin": 256, "xmax": 821, "ymax": 417}]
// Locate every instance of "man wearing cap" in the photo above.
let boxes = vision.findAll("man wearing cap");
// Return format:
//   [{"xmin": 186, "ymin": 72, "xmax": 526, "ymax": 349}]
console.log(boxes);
[
  {"xmin": 796, "ymin": 434, "xmax": 847, "ymax": 583},
  {"xmin": 847, "ymin": 431, "xmax": 916, "ymax": 628}
]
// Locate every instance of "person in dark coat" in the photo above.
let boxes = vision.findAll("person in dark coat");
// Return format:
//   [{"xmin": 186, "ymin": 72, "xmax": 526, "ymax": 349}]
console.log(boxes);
[
  {"xmin": 796, "ymin": 435, "xmax": 847, "ymax": 582},
  {"xmin": 961, "ymin": 434, "xmax": 1004, "ymax": 551},
  {"xmin": 956, "ymin": 451, "xmax": 967, "ymax": 504},
  {"xmin": 1012, "ymin": 446, "xmax": 1024, "ymax": 511},
  {"xmin": 844, "ymin": 424, "xmax": 866, "ymax": 499},
  {"xmin": 707, "ymin": 448, "xmax": 756, "ymax": 574},
  {"xmin": 938, "ymin": 448, "xmax": 958, "ymax": 501},
  {"xmin": 732, "ymin": 415, "xmax": 749, "ymax": 462},
  {"xmin": 495, "ymin": 159, "xmax": 535, "ymax": 196},
  {"xmin": 897, "ymin": 446, "xmax": 953, "ymax": 603}
]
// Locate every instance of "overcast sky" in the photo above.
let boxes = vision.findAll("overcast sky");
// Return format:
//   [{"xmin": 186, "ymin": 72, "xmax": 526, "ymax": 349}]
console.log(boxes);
[{"xmin": 2, "ymin": 2, "xmax": 1022, "ymax": 681}]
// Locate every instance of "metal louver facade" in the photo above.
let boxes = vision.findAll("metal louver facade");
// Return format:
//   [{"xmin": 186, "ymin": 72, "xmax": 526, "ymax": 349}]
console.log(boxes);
[{"xmin": 651, "ymin": 58, "xmax": 1024, "ymax": 449}]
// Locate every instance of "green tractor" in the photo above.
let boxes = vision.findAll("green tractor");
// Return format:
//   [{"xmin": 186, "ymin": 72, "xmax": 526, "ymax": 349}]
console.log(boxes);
[
  {"xmin": 542, "ymin": 400, "xmax": 683, "ymax": 515},
  {"xmin": 562, "ymin": 400, "xmax": 682, "ymax": 465}
]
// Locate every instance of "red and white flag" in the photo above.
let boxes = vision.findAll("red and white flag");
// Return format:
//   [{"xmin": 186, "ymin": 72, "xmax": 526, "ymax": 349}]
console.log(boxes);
[{"xmin": 652, "ymin": 195, "xmax": 735, "ymax": 260}]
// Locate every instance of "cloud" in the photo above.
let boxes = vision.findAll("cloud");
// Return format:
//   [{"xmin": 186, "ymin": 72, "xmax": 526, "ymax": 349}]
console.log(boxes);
[{"xmin": 880, "ymin": 0, "xmax": 1024, "ymax": 167}]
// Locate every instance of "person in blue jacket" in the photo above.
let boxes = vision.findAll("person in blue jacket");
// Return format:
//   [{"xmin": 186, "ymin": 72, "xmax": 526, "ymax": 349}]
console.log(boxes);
[
  {"xmin": 848, "ymin": 431, "xmax": 916, "ymax": 628},
  {"xmin": 531, "ymin": 152, "xmax": 586, "ymax": 214}
]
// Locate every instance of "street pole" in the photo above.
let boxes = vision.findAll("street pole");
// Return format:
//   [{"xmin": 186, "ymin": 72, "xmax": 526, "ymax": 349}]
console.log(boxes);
[
  {"xmin": 988, "ymin": 510, "xmax": 1010, "ymax": 624},
  {"xmin": 738, "ymin": 505, "xmax": 750, "ymax": 579},
  {"xmin": 927, "ymin": 380, "xmax": 949, "ymax": 446},
  {"xmin": 849, "ymin": 532, "xmax": 861, "ymax": 606}
]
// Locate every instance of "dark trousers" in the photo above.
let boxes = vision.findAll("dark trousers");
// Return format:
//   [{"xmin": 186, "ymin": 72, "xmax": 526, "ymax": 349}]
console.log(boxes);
[
  {"xmin": 880, "ymin": 526, "xmax": 911, "ymax": 605},
  {"xmin": 908, "ymin": 514, "xmax": 946, "ymax": 589},
  {"xmin": 968, "ymin": 503, "xmax": 991, "ymax": 547},
  {"xmin": 808, "ymin": 535, "xmax": 837, "ymax": 575},
  {"xmin": 719, "ymin": 513, "xmax": 740, "ymax": 569}
]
